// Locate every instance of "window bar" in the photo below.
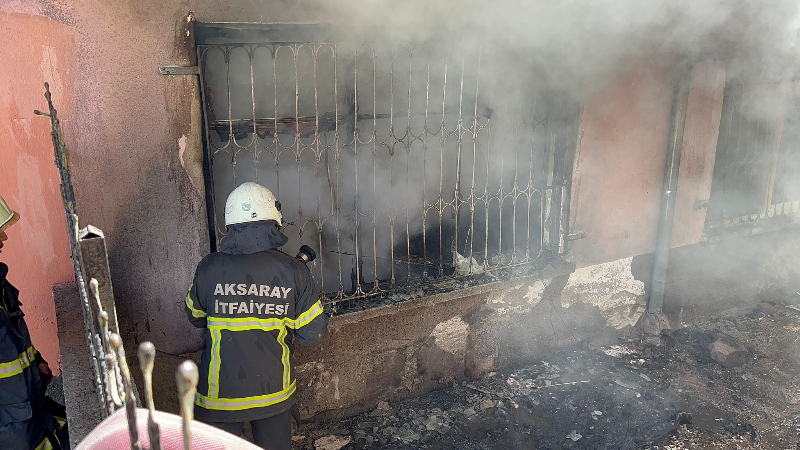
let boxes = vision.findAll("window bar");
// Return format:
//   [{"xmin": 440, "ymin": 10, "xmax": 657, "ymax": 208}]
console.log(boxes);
[
  {"xmin": 225, "ymin": 47, "xmax": 237, "ymax": 218},
  {"xmin": 555, "ymin": 122, "xmax": 568, "ymax": 255},
  {"xmin": 352, "ymin": 48, "xmax": 363, "ymax": 296},
  {"xmin": 421, "ymin": 61, "xmax": 431, "ymax": 280},
  {"xmin": 438, "ymin": 56, "xmax": 448, "ymax": 278},
  {"xmin": 452, "ymin": 54, "xmax": 465, "ymax": 273},
  {"xmin": 526, "ymin": 99, "xmax": 539, "ymax": 262},
  {"xmin": 511, "ymin": 108, "xmax": 522, "ymax": 264},
  {"xmin": 404, "ymin": 48, "xmax": 414, "ymax": 283},
  {"xmin": 312, "ymin": 45, "xmax": 326, "ymax": 297},
  {"xmin": 293, "ymin": 45, "xmax": 302, "ymax": 243},
  {"xmin": 249, "ymin": 46, "xmax": 258, "ymax": 185},
  {"xmin": 544, "ymin": 122, "xmax": 557, "ymax": 258},
  {"xmin": 271, "ymin": 46, "xmax": 281, "ymax": 207},
  {"xmin": 333, "ymin": 45, "xmax": 345, "ymax": 300},
  {"xmin": 717, "ymin": 85, "xmax": 738, "ymax": 227},
  {"xmin": 735, "ymin": 86, "xmax": 750, "ymax": 222},
  {"xmin": 467, "ymin": 51, "xmax": 483, "ymax": 275},
  {"xmin": 745, "ymin": 106, "xmax": 764, "ymax": 221},
  {"xmin": 370, "ymin": 46, "xmax": 381, "ymax": 293},
  {"xmin": 497, "ymin": 114, "xmax": 506, "ymax": 267},
  {"xmin": 483, "ymin": 91, "xmax": 495, "ymax": 271},
  {"xmin": 389, "ymin": 49, "xmax": 396, "ymax": 286},
  {"xmin": 726, "ymin": 84, "xmax": 745, "ymax": 224}
]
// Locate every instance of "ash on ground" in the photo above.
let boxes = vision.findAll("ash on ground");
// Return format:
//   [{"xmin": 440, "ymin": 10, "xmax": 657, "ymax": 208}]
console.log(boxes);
[{"xmin": 293, "ymin": 300, "xmax": 800, "ymax": 449}]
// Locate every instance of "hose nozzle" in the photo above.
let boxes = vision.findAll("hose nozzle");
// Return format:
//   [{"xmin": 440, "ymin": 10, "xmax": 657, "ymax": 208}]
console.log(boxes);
[{"xmin": 296, "ymin": 245, "xmax": 316, "ymax": 264}]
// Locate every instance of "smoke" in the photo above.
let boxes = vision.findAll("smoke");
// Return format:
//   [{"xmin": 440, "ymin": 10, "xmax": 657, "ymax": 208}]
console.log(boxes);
[
  {"xmin": 203, "ymin": 0, "xmax": 800, "ymax": 296},
  {"xmin": 316, "ymin": 0, "xmax": 800, "ymax": 86}
]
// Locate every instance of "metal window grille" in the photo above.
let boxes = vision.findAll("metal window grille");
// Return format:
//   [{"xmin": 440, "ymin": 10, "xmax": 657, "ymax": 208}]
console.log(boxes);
[
  {"xmin": 195, "ymin": 24, "xmax": 578, "ymax": 309},
  {"xmin": 706, "ymin": 81, "xmax": 800, "ymax": 237}
]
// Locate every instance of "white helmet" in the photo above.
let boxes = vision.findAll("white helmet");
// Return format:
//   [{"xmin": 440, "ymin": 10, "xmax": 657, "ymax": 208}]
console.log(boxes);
[
  {"xmin": 0, "ymin": 195, "xmax": 19, "ymax": 233},
  {"xmin": 224, "ymin": 182, "xmax": 283, "ymax": 227}
]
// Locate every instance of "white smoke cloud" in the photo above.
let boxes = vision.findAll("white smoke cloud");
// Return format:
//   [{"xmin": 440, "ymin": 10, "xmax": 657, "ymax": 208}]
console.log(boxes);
[
  {"xmin": 309, "ymin": 0, "xmax": 800, "ymax": 92},
  {"xmin": 207, "ymin": 0, "xmax": 800, "ymax": 295}
]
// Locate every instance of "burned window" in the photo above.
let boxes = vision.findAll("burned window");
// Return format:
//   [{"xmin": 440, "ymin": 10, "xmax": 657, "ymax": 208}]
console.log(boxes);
[
  {"xmin": 706, "ymin": 81, "xmax": 800, "ymax": 234},
  {"xmin": 195, "ymin": 24, "xmax": 578, "ymax": 309}
]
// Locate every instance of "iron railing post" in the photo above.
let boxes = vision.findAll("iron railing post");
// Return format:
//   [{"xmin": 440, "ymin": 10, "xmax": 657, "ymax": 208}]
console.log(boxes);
[{"xmin": 34, "ymin": 83, "xmax": 108, "ymax": 417}]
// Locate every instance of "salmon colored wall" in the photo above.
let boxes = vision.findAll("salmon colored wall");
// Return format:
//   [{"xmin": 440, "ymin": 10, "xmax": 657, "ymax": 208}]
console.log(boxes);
[
  {"xmin": 670, "ymin": 61, "xmax": 726, "ymax": 247},
  {"xmin": 568, "ymin": 60, "xmax": 727, "ymax": 268},
  {"xmin": 0, "ymin": 0, "xmax": 334, "ymax": 355},
  {"xmin": 568, "ymin": 63, "xmax": 673, "ymax": 268},
  {"xmin": 0, "ymin": 12, "xmax": 78, "ymax": 374}
]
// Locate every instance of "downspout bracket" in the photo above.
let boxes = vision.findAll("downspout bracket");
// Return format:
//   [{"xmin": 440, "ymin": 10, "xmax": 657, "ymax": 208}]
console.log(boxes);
[{"xmin": 157, "ymin": 65, "xmax": 200, "ymax": 75}]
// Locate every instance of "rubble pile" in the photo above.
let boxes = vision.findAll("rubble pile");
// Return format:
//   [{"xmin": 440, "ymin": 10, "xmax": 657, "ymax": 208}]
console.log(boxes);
[{"xmin": 294, "ymin": 301, "xmax": 800, "ymax": 449}]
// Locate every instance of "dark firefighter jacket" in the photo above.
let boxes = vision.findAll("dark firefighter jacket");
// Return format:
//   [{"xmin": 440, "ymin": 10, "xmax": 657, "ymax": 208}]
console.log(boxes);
[
  {"xmin": 185, "ymin": 221, "xmax": 328, "ymax": 423},
  {"xmin": 0, "ymin": 263, "xmax": 58, "ymax": 449}
]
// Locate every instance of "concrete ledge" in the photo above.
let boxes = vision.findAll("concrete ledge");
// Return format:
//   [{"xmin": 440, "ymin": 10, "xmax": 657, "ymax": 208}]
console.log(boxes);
[{"xmin": 329, "ymin": 260, "xmax": 577, "ymax": 329}]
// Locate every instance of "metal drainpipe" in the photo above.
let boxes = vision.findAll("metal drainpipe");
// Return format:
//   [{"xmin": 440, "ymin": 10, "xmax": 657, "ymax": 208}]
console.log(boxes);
[{"xmin": 647, "ymin": 60, "xmax": 692, "ymax": 314}]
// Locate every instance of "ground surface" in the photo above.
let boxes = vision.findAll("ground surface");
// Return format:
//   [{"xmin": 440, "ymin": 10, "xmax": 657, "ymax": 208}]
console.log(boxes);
[{"xmin": 293, "ymin": 298, "xmax": 800, "ymax": 449}]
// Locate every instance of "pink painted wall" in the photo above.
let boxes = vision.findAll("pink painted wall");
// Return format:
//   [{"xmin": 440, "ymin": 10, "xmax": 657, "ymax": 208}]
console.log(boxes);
[
  {"xmin": 0, "ymin": 0, "xmax": 328, "ymax": 355},
  {"xmin": 0, "ymin": 12, "xmax": 78, "ymax": 374},
  {"xmin": 568, "ymin": 62, "xmax": 674, "ymax": 267},
  {"xmin": 568, "ymin": 60, "xmax": 728, "ymax": 268},
  {"xmin": 670, "ymin": 61, "xmax": 726, "ymax": 247}
]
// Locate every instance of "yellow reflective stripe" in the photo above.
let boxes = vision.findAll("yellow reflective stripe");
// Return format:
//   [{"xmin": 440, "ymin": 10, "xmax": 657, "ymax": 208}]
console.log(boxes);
[
  {"xmin": 206, "ymin": 300, "xmax": 324, "ymax": 331},
  {"xmin": 278, "ymin": 327, "xmax": 290, "ymax": 389},
  {"xmin": 185, "ymin": 286, "xmax": 207, "ymax": 318},
  {"xmin": 54, "ymin": 415, "xmax": 67, "ymax": 429},
  {"xmin": 0, "ymin": 361, "xmax": 25, "ymax": 379},
  {"xmin": 0, "ymin": 346, "xmax": 36, "ymax": 379},
  {"xmin": 290, "ymin": 300, "xmax": 324, "ymax": 329},
  {"xmin": 208, "ymin": 328, "xmax": 222, "ymax": 398},
  {"xmin": 34, "ymin": 437, "xmax": 53, "ymax": 450},
  {"xmin": 195, "ymin": 381, "xmax": 296, "ymax": 411},
  {"xmin": 208, "ymin": 316, "xmax": 286, "ymax": 330}
]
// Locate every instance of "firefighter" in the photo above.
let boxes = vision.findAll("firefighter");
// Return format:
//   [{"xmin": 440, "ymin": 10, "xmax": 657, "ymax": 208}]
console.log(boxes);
[
  {"xmin": 0, "ymin": 194, "xmax": 67, "ymax": 450},
  {"xmin": 185, "ymin": 182, "xmax": 328, "ymax": 450}
]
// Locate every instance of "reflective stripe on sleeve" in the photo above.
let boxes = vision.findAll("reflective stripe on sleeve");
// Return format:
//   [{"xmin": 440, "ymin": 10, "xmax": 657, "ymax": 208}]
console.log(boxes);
[
  {"xmin": 0, "ymin": 346, "xmax": 37, "ymax": 380},
  {"xmin": 208, "ymin": 328, "xmax": 222, "ymax": 398},
  {"xmin": 195, "ymin": 381, "xmax": 296, "ymax": 411},
  {"xmin": 288, "ymin": 300, "xmax": 324, "ymax": 329},
  {"xmin": 278, "ymin": 327, "xmax": 290, "ymax": 389},
  {"xmin": 208, "ymin": 317, "xmax": 286, "ymax": 331},
  {"xmin": 185, "ymin": 285, "xmax": 207, "ymax": 318}
]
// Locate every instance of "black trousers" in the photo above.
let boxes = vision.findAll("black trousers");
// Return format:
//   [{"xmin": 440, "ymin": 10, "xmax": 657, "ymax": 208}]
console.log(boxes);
[{"xmin": 205, "ymin": 411, "xmax": 291, "ymax": 450}]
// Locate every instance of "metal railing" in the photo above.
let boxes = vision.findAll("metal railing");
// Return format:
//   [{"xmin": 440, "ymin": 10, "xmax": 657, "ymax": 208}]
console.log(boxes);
[
  {"xmin": 706, "ymin": 81, "xmax": 800, "ymax": 236},
  {"xmin": 35, "ymin": 84, "xmax": 139, "ymax": 424},
  {"xmin": 196, "ymin": 24, "xmax": 578, "ymax": 307}
]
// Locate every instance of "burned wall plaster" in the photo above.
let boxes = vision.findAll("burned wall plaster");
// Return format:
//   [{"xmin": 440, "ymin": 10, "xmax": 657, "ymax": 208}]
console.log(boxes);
[
  {"xmin": 176, "ymin": 77, "xmax": 207, "ymax": 198},
  {"xmin": 561, "ymin": 257, "xmax": 647, "ymax": 329}
]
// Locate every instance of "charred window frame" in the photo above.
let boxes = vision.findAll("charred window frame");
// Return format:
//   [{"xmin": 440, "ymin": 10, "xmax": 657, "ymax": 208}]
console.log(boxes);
[
  {"xmin": 194, "ymin": 23, "xmax": 578, "ymax": 311},
  {"xmin": 705, "ymin": 80, "xmax": 800, "ymax": 241}
]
